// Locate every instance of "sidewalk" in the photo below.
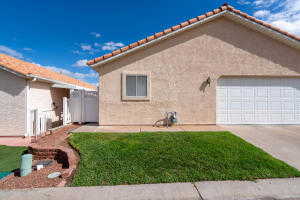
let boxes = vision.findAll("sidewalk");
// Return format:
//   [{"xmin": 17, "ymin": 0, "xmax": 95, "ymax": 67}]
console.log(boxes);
[
  {"xmin": 72, "ymin": 123, "xmax": 224, "ymax": 133},
  {"xmin": 1, "ymin": 178, "xmax": 300, "ymax": 200}
]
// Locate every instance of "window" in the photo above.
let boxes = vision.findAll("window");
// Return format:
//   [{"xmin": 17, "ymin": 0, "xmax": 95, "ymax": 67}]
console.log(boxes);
[{"xmin": 122, "ymin": 72, "xmax": 150, "ymax": 100}]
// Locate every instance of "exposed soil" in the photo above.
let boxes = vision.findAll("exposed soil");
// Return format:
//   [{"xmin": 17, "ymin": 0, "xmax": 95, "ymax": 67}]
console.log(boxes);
[
  {"xmin": 0, "ymin": 161, "xmax": 63, "ymax": 189},
  {"xmin": 31, "ymin": 124, "xmax": 81, "ymax": 148},
  {"xmin": 0, "ymin": 124, "xmax": 81, "ymax": 189}
]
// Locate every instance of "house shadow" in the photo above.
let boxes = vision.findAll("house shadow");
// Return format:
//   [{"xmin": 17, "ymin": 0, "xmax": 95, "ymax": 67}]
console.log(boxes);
[{"xmin": 0, "ymin": 70, "xmax": 26, "ymax": 97}]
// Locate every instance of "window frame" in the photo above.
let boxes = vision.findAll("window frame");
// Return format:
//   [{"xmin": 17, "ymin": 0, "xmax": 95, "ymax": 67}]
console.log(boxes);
[{"xmin": 122, "ymin": 72, "xmax": 151, "ymax": 101}]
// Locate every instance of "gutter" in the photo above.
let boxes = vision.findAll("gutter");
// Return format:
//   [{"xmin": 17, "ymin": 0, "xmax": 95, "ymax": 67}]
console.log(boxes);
[
  {"xmin": 0, "ymin": 65, "xmax": 27, "ymax": 78},
  {"xmin": 26, "ymin": 74, "xmax": 94, "ymax": 91},
  {"xmin": 0, "ymin": 64, "xmax": 95, "ymax": 91}
]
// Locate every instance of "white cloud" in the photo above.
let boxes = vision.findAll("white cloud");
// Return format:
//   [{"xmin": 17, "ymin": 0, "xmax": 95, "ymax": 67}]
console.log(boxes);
[
  {"xmin": 253, "ymin": 10, "xmax": 271, "ymax": 18},
  {"xmin": 90, "ymin": 32, "xmax": 101, "ymax": 38},
  {"xmin": 94, "ymin": 42, "xmax": 101, "ymax": 47},
  {"xmin": 251, "ymin": 0, "xmax": 300, "ymax": 36},
  {"xmin": 74, "ymin": 43, "xmax": 101, "ymax": 55},
  {"xmin": 237, "ymin": 0, "xmax": 251, "ymax": 5},
  {"xmin": 102, "ymin": 41, "xmax": 125, "ymax": 51},
  {"xmin": 72, "ymin": 59, "xmax": 88, "ymax": 67},
  {"xmin": 33, "ymin": 62, "xmax": 98, "ymax": 82},
  {"xmin": 253, "ymin": 0, "xmax": 277, "ymax": 7},
  {"xmin": 72, "ymin": 50, "xmax": 81, "ymax": 55},
  {"xmin": 45, "ymin": 66, "xmax": 98, "ymax": 80},
  {"xmin": 23, "ymin": 47, "xmax": 32, "ymax": 51},
  {"xmin": 73, "ymin": 41, "xmax": 125, "ymax": 55},
  {"xmin": 80, "ymin": 44, "xmax": 92, "ymax": 51},
  {"xmin": 0, "ymin": 45, "xmax": 23, "ymax": 58}
]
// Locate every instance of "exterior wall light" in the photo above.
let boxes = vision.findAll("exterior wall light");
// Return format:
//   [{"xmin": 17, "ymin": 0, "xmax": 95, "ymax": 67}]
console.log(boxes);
[{"xmin": 206, "ymin": 77, "xmax": 211, "ymax": 86}]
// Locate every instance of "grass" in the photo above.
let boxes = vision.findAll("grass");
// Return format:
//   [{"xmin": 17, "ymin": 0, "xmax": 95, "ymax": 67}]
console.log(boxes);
[
  {"xmin": 0, "ymin": 145, "xmax": 27, "ymax": 172},
  {"xmin": 69, "ymin": 131, "xmax": 300, "ymax": 186}
]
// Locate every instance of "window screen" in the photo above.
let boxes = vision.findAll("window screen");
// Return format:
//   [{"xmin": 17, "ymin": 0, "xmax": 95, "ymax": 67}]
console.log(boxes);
[{"xmin": 126, "ymin": 75, "xmax": 147, "ymax": 97}]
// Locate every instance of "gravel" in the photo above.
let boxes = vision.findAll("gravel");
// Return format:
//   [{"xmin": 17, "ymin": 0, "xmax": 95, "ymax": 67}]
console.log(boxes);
[
  {"xmin": 0, "ymin": 160, "xmax": 64, "ymax": 189},
  {"xmin": 0, "ymin": 124, "xmax": 81, "ymax": 190}
]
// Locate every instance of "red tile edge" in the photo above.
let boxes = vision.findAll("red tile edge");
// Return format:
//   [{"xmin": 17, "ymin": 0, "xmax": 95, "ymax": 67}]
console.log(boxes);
[{"xmin": 87, "ymin": 3, "xmax": 300, "ymax": 66}]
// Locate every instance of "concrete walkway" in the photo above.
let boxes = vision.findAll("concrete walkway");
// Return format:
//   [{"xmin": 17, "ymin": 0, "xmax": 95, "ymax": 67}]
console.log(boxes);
[
  {"xmin": 72, "ymin": 124, "xmax": 224, "ymax": 133},
  {"xmin": 1, "ymin": 178, "xmax": 300, "ymax": 200},
  {"xmin": 222, "ymin": 125, "xmax": 300, "ymax": 170}
]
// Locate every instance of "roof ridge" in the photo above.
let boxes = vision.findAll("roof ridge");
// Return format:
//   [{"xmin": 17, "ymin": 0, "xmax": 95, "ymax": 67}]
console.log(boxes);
[{"xmin": 87, "ymin": 3, "xmax": 300, "ymax": 66}]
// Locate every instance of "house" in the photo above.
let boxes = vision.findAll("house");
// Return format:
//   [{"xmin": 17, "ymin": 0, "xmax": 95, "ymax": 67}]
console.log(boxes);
[
  {"xmin": 0, "ymin": 54, "xmax": 96, "ymax": 137},
  {"xmin": 87, "ymin": 4, "xmax": 300, "ymax": 126}
]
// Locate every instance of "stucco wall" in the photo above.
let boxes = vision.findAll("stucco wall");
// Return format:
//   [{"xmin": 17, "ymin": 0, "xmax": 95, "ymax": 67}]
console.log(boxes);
[
  {"xmin": 0, "ymin": 70, "xmax": 26, "ymax": 136},
  {"xmin": 28, "ymin": 81, "xmax": 68, "ymax": 125},
  {"xmin": 96, "ymin": 17, "xmax": 300, "ymax": 125}
]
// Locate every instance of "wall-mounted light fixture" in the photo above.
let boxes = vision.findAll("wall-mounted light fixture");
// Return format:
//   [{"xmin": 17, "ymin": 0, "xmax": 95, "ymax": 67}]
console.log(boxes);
[{"xmin": 206, "ymin": 77, "xmax": 211, "ymax": 87}]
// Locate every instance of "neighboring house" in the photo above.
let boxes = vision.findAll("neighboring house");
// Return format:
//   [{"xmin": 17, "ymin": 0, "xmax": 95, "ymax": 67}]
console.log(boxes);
[
  {"xmin": 0, "ymin": 54, "xmax": 96, "ymax": 137},
  {"xmin": 87, "ymin": 4, "xmax": 300, "ymax": 126}
]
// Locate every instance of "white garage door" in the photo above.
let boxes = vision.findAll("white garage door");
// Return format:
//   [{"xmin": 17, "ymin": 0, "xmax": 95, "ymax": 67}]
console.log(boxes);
[{"xmin": 217, "ymin": 77, "xmax": 300, "ymax": 124}]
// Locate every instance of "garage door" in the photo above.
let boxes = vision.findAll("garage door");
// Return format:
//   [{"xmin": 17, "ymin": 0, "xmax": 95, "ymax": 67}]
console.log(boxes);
[{"xmin": 217, "ymin": 77, "xmax": 300, "ymax": 124}]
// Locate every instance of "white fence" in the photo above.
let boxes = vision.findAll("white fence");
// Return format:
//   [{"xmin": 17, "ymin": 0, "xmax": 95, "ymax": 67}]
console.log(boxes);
[
  {"xmin": 28, "ymin": 89, "xmax": 98, "ymax": 138},
  {"xmin": 63, "ymin": 97, "xmax": 71, "ymax": 125},
  {"xmin": 67, "ymin": 90, "xmax": 98, "ymax": 123},
  {"xmin": 29, "ymin": 109, "xmax": 53, "ymax": 138}
]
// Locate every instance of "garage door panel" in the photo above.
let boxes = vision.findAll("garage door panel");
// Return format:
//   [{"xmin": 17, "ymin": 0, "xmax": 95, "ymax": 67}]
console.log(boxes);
[
  {"xmin": 243, "ymin": 114, "xmax": 254, "ymax": 123},
  {"xmin": 282, "ymin": 100, "xmax": 294, "ymax": 110},
  {"xmin": 295, "ymin": 114, "xmax": 300, "ymax": 121},
  {"xmin": 228, "ymin": 100, "xmax": 242, "ymax": 112},
  {"xmin": 255, "ymin": 113, "xmax": 268, "ymax": 123},
  {"xmin": 269, "ymin": 101, "xmax": 281, "ymax": 111},
  {"xmin": 295, "ymin": 100, "xmax": 300, "ymax": 111},
  {"xmin": 269, "ymin": 88, "xmax": 281, "ymax": 98},
  {"xmin": 282, "ymin": 112, "xmax": 295, "ymax": 123},
  {"xmin": 282, "ymin": 88, "xmax": 294, "ymax": 97},
  {"xmin": 228, "ymin": 88, "xmax": 242, "ymax": 98},
  {"xmin": 217, "ymin": 77, "xmax": 300, "ymax": 124},
  {"xmin": 217, "ymin": 101, "xmax": 227, "ymax": 110},
  {"xmin": 256, "ymin": 88, "xmax": 268, "ymax": 98},
  {"xmin": 228, "ymin": 114, "xmax": 243, "ymax": 124},
  {"xmin": 255, "ymin": 100, "xmax": 268, "ymax": 110},
  {"xmin": 242, "ymin": 100, "xmax": 254, "ymax": 111},
  {"xmin": 269, "ymin": 79, "xmax": 282, "ymax": 87},
  {"xmin": 243, "ymin": 88, "xmax": 255, "ymax": 98},
  {"xmin": 269, "ymin": 113, "xmax": 281, "ymax": 123}
]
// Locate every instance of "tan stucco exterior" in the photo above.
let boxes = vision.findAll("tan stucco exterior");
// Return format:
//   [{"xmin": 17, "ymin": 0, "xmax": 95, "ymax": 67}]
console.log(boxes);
[
  {"xmin": 0, "ymin": 70, "xmax": 26, "ymax": 136},
  {"xmin": 28, "ymin": 81, "xmax": 69, "ymax": 126},
  {"xmin": 96, "ymin": 17, "xmax": 300, "ymax": 125}
]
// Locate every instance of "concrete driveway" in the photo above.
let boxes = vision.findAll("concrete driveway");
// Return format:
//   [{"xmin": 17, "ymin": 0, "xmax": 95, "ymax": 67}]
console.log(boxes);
[{"xmin": 222, "ymin": 125, "xmax": 300, "ymax": 170}]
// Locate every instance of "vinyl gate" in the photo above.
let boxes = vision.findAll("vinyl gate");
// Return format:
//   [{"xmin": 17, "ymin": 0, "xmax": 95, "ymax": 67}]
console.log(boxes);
[
  {"xmin": 63, "ymin": 97, "xmax": 71, "ymax": 125},
  {"xmin": 29, "ymin": 109, "xmax": 53, "ymax": 137},
  {"xmin": 67, "ymin": 90, "xmax": 98, "ymax": 123}
]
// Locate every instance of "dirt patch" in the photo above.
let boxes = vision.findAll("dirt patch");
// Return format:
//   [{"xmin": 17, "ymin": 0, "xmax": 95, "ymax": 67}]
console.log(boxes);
[
  {"xmin": 28, "ymin": 148, "xmax": 70, "ymax": 168},
  {"xmin": 0, "ymin": 160, "xmax": 63, "ymax": 189},
  {"xmin": 32, "ymin": 124, "xmax": 81, "ymax": 148},
  {"xmin": 0, "ymin": 124, "xmax": 82, "ymax": 189}
]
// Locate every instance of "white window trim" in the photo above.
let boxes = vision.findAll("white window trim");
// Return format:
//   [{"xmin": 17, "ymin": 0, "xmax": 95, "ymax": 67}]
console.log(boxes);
[{"xmin": 122, "ymin": 72, "xmax": 151, "ymax": 101}]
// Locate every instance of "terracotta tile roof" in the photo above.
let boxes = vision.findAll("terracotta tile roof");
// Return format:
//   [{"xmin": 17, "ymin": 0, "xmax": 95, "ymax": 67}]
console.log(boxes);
[
  {"xmin": 87, "ymin": 3, "xmax": 300, "ymax": 66},
  {"xmin": 0, "ymin": 54, "xmax": 96, "ymax": 90}
]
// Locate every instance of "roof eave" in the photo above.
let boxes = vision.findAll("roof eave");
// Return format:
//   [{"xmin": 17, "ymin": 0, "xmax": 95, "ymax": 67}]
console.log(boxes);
[
  {"xmin": 90, "ymin": 10, "xmax": 227, "ymax": 69},
  {"xmin": 26, "ymin": 74, "xmax": 95, "ymax": 91},
  {"xmin": 224, "ymin": 12, "xmax": 300, "ymax": 50},
  {"xmin": 89, "ymin": 10, "xmax": 300, "ymax": 69},
  {"xmin": 0, "ymin": 65, "xmax": 27, "ymax": 78}
]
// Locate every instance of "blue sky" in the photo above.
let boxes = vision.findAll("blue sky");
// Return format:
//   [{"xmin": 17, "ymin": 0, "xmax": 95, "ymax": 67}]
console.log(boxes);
[{"xmin": 0, "ymin": 0, "xmax": 299, "ymax": 85}]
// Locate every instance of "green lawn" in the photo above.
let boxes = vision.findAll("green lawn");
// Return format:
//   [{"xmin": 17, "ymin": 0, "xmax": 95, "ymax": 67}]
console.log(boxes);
[
  {"xmin": 69, "ymin": 132, "xmax": 300, "ymax": 186},
  {"xmin": 0, "ymin": 145, "xmax": 27, "ymax": 172}
]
